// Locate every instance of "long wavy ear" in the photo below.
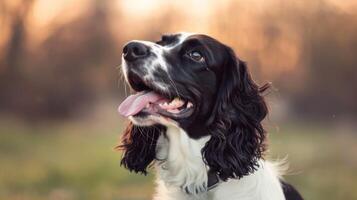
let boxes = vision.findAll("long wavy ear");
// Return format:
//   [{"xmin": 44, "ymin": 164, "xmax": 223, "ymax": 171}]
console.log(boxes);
[
  {"xmin": 203, "ymin": 46, "xmax": 270, "ymax": 181},
  {"xmin": 116, "ymin": 122, "xmax": 165, "ymax": 175}
]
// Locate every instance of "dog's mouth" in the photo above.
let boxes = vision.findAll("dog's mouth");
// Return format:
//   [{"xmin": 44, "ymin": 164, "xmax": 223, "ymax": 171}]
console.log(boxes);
[{"xmin": 118, "ymin": 73, "xmax": 194, "ymax": 119}]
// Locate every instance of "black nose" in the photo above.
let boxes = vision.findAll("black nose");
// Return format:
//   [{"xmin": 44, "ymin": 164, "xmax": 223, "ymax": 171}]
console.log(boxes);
[{"xmin": 123, "ymin": 42, "xmax": 149, "ymax": 61}]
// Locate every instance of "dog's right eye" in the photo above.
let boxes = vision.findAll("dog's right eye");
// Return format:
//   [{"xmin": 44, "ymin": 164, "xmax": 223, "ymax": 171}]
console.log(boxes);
[{"xmin": 187, "ymin": 51, "xmax": 205, "ymax": 63}]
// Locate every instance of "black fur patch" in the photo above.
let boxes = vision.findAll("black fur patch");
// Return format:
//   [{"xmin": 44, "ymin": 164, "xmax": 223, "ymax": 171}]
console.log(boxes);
[{"xmin": 281, "ymin": 180, "xmax": 304, "ymax": 200}]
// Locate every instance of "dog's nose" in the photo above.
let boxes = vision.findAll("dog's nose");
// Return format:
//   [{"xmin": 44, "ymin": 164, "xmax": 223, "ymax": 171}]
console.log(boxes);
[{"xmin": 123, "ymin": 42, "xmax": 149, "ymax": 61}]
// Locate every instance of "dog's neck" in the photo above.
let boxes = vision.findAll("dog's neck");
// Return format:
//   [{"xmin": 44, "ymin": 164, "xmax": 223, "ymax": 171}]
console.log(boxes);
[{"xmin": 155, "ymin": 125, "xmax": 210, "ymax": 195}]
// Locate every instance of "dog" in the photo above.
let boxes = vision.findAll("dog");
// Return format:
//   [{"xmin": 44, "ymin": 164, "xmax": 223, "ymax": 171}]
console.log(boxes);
[{"xmin": 117, "ymin": 33, "xmax": 303, "ymax": 200}]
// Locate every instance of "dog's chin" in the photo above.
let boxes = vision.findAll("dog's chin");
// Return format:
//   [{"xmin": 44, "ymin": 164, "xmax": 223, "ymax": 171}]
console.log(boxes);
[{"xmin": 129, "ymin": 112, "xmax": 179, "ymax": 127}]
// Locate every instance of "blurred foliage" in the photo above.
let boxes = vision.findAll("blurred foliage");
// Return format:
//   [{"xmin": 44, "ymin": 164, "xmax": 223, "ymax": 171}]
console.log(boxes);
[
  {"xmin": 0, "ymin": 0, "xmax": 121, "ymax": 120},
  {"xmin": 0, "ymin": 0, "xmax": 357, "ymax": 120}
]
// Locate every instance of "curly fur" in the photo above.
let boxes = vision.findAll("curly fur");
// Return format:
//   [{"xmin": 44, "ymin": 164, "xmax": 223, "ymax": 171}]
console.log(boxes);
[
  {"xmin": 203, "ymin": 46, "xmax": 270, "ymax": 181},
  {"xmin": 117, "ymin": 122, "xmax": 165, "ymax": 174}
]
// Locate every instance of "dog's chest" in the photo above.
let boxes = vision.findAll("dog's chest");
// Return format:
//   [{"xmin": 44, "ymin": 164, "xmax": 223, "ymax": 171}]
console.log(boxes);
[{"xmin": 155, "ymin": 126, "xmax": 210, "ymax": 196}]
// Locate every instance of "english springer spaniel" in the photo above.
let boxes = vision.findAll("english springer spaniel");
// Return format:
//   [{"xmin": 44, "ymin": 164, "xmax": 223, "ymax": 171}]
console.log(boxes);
[{"xmin": 117, "ymin": 33, "xmax": 303, "ymax": 200}]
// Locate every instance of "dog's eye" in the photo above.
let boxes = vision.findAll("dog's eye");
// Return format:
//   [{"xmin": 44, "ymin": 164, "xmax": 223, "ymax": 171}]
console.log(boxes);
[{"xmin": 188, "ymin": 51, "xmax": 205, "ymax": 63}]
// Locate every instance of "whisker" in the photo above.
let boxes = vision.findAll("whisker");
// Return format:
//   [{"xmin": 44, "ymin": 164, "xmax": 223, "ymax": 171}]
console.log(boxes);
[
  {"xmin": 118, "ymin": 64, "xmax": 130, "ymax": 96},
  {"xmin": 167, "ymin": 74, "xmax": 182, "ymax": 99}
]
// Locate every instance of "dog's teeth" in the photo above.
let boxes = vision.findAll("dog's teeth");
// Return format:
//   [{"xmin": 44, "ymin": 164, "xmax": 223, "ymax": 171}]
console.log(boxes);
[
  {"xmin": 187, "ymin": 102, "xmax": 193, "ymax": 108},
  {"xmin": 168, "ymin": 99, "xmax": 175, "ymax": 105},
  {"xmin": 158, "ymin": 98, "xmax": 187, "ymax": 112},
  {"xmin": 159, "ymin": 102, "xmax": 169, "ymax": 109},
  {"xmin": 169, "ymin": 98, "xmax": 184, "ymax": 107}
]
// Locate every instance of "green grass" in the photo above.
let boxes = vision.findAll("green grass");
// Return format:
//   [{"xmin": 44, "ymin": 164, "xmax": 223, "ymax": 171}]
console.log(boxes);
[
  {"xmin": 0, "ymin": 117, "xmax": 356, "ymax": 200},
  {"xmin": 0, "ymin": 117, "xmax": 155, "ymax": 200},
  {"xmin": 268, "ymin": 124, "xmax": 357, "ymax": 200}
]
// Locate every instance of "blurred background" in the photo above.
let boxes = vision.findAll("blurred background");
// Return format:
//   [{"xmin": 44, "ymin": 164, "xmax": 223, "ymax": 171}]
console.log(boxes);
[{"xmin": 1, "ymin": 0, "xmax": 356, "ymax": 199}]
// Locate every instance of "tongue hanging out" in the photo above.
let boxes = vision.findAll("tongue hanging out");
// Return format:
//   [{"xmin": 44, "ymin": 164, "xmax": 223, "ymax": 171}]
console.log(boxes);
[
  {"xmin": 118, "ymin": 91, "xmax": 192, "ymax": 117},
  {"xmin": 118, "ymin": 91, "xmax": 164, "ymax": 117}
]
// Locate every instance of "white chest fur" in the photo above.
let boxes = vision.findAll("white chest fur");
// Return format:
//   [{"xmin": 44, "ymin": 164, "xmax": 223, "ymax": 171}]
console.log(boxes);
[
  {"xmin": 155, "ymin": 126, "xmax": 210, "ymax": 196},
  {"xmin": 153, "ymin": 125, "xmax": 286, "ymax": 200}
]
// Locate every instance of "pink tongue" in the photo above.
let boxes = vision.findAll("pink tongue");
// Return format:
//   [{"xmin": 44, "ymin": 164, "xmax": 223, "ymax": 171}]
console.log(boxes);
[{"xmin": 118, "ymin": 91, "xmax": 164, "ymax": 117}]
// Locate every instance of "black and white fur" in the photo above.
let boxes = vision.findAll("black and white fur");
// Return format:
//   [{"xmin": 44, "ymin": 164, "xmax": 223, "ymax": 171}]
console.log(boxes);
[{"xmin": 117, "ymin": 33, "xmax": 303, "ymax": 200}]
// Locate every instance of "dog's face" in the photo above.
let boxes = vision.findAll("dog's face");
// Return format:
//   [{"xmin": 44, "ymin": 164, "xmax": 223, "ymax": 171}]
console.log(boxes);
[
  {"xmin": 119, "ymin": 33, "xmax": 229, "ymax": 138},
  {"xmin": 118, "ymin": 33, "xmax": 268, "ymax": 182}
]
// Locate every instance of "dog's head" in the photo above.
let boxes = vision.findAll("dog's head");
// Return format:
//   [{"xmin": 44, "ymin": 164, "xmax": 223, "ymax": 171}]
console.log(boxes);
[{"xmin": 118, "ymin": 33, "xmax": 269, "ymax": 181}]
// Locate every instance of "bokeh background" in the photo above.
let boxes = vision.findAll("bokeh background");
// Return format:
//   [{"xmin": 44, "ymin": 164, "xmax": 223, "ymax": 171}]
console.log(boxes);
[{"xmin": 1, "ymin": 0, "xmax": 357, "ymax": 199}]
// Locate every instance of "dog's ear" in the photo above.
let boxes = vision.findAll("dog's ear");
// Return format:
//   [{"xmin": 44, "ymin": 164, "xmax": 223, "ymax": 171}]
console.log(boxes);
[
  {"xmin": 117, "ymin": 122, "xmax": 165, "ymax": 175},
  {"xmin": 203, "ymin": 46, "xmax": 269, "ymax": 181}
]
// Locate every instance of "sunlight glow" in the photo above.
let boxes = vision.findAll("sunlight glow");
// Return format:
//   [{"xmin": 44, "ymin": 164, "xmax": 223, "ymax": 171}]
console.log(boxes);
[{"xmin": 31, "ymin": 0, "xmax": 88, "ymax": 27}]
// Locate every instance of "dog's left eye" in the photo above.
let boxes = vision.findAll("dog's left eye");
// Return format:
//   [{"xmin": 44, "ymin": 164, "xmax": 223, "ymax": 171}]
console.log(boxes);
[{"xmin": 188, "ymin": 51, "xmax": 205, "ymax": 63}]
